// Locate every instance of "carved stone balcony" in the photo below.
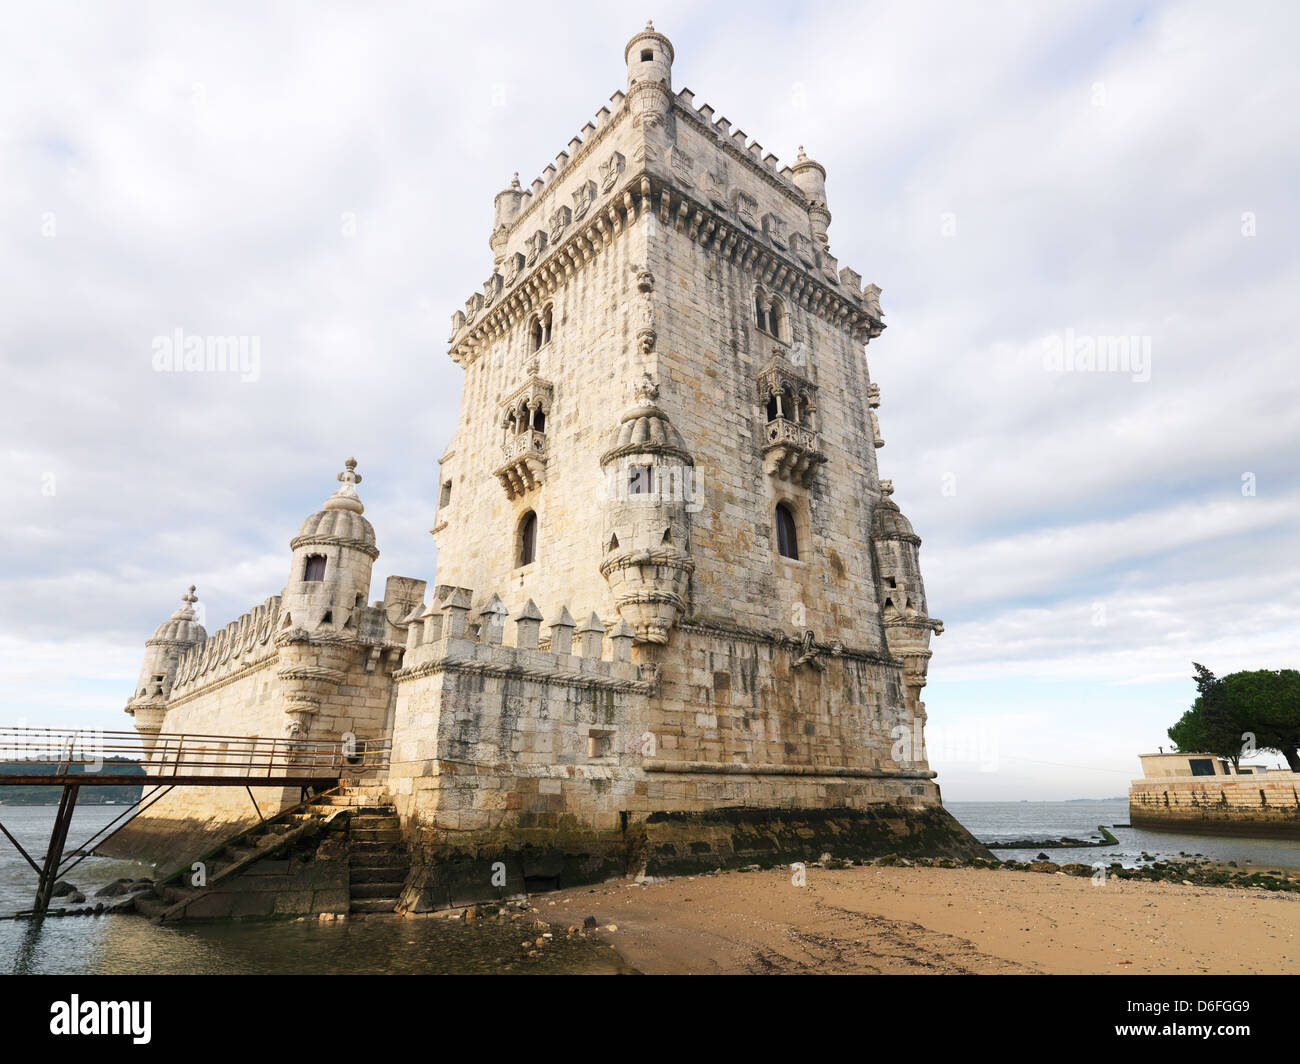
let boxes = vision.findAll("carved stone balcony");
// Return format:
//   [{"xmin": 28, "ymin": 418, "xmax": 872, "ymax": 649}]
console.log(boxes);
[
  {"xmin": 764, "ymin": 416, "xmax": 825, "ymax": 486},
  {"xmin": 494, "ymin": 429, "xmax": 547, "ymax": 499}
]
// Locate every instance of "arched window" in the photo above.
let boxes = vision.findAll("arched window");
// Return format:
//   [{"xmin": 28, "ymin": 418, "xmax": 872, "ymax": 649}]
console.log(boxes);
[
  {"xmin": 303, "ymin": 555, "xmax": 327, "ymax": 581},
  {"xmin": 532, "ymin": 407, "xmax": 545, "ymax": 432},
  {"xmin": 528, "ymin": 307, "xmax": 554, "ymax": 352},
  {"xmin": 768, "ymin": 298, "xmax": 785, "ymax": 339},
  {"xmin": 518, "ymin": 511, "xmax": 537, "ymax": 566},
  {"xmin": 755, "ymin": 294, "xmax": 767, "ymax": 330},
  {"xmin": 775, "ymin": 504, "xmax": 798, "ymax": 560}
]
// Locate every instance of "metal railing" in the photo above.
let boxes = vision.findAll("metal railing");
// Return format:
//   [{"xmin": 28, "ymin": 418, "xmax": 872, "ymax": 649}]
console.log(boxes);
[{"xmin": 0, "ymin": 726, "xmax": 390, "ymax": 781}]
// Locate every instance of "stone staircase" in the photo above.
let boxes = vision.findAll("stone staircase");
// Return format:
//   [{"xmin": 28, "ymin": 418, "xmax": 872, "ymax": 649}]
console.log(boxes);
[
  {"xmin": 133, "ymin": 779, "xmax": 409, "ymax": 922},
  {"xmin": 134, "ymin": 789, "xmax": 351, "ymax": 922},
  {"xmin": 324, "ymin": 781, "xmax": 410, "ymax": 915}
]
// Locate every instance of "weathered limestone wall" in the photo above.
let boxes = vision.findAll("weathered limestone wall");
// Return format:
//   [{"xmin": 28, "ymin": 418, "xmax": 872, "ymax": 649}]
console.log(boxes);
[
  {"xmin": 433, "ymin": 194, "xmax": 646, "ymax": 624},
  {"xmin": 1130, "ymin": 776, "xmax": 1300, "ymax": 838},
  {"xmin": 106, "ymin": 598, "xmax": 408, "ymax": 864}
]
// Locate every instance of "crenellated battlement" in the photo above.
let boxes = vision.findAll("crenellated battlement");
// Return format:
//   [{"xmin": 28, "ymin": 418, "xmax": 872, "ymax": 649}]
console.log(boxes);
[
  {"xmin": 395, "ymin": 590, "xmax": 655, "ymax": 693},
  {"xmin": 172, "ymin": 595, "xmax": 281, "ymax": 694}
]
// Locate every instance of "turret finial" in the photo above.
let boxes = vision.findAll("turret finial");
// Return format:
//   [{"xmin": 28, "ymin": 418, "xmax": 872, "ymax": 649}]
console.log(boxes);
[
  {"xmin": 337, "ymin": 457, "xmax": 362, "ymax": 486},
  {"xmin": 182, "ymin": 585, "xmax": 198, "ymax": 605},
  {"xmin": 646, "ymin": 19, "xmax": 654, "ymax": 30},
  {"xmin": 323, "ymin": 458, "xmax": 365, "ymax": 514},
  {"xmin": 797, "ymin": 145, "xmax": 806, "ymax": 160},
  {"xmin": 511, "ymin": 172, "xmax": 521, "ymax": 190}
]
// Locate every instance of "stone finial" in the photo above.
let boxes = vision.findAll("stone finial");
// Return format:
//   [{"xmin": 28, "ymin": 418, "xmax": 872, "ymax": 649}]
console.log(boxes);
[
  {"xmin": 323, "ymin": 457, "xmax": 365, "ymax": 514},
  {"xmin": 441, "ymin": 588, "xmax": 473, "ymax": 639},
  {"xmin": 477, "ymin": 594, "xmax": 508, "ymax": 645},
  {"xmin": 514, "ymin": 598, "xmax": 544, "ymax": 650},
  {"xmin": 511, "ymin": 172, "xmax": 521, "ymax": 190},
  {"xmin": 609, "ymin": 618, "xmax": 635, "ymax": 662},
  {"xmin": 797, "ymin": 145, "xmax": 807, "ymax": 161},
  {"xmin": 576, "ymin": 612, "xmax": 606, "ymax": 658},
  {"xmin": 171, "ymin": 585, "xmax": 198, "ymax": 620},
  {"xmin": 547, "ymin": 606, "xmax": 576, "ymax": 655}
]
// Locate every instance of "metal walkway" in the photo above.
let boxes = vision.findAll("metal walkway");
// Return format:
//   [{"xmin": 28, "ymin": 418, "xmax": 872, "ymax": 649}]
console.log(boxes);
[{"xmin": 0, "ymin": 727, "xmax": 388, "ymax": 916}]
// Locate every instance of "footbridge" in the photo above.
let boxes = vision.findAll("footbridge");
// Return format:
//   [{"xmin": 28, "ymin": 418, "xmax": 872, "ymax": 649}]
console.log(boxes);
[{"xmin": 0, "ymin": 727, "xmax": 388, "ymax": 916}]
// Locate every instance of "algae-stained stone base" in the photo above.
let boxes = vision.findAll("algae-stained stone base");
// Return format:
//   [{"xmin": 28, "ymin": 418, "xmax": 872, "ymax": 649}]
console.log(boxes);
[{"xmin": 642, "ymin": 805, "xmax": 993, "ymax": 875}]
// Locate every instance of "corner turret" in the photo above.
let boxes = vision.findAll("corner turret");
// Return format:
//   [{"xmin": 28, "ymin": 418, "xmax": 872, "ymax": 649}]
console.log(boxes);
[
  {"xmin": 277, "ymin": 458, "xmax": 379, "ymax": 737},
  {"xmin": 871, "ymin": 481, "xmax": 943, "ymax": 721},
  {"xmin": 125, "ymin": 586, "xmax": 206, "ymax": 750},
  {"xmin": 625, "ymin": 20, "xmax": 674, "ymax": 132},
  {"xmin": 598, "ymin": 373, "xmax": 695, "ymax": 644},
  {"xmin": 790, "ymin": 146, "xmax": 832, "ymax": 252},
  {"xmin": 281, "ymin": 457, "xmax": 378, "ymax": 638}
]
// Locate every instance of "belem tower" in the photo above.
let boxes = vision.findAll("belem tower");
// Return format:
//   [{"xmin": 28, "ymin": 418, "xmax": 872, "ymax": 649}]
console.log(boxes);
[{"xmin": 111, "ymin": 24, "xmax": 988, "ymax": 904}]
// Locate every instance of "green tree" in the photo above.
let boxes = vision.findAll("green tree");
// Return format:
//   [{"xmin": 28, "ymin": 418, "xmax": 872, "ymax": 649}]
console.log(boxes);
[
  {"xmin": 1168, "ymin": 663, "xmax": 1244, "ymax": 764},
  {"xmin": 1220, "ymin": 669, "xmax": 1300, "ymax": 772},
  {"xmin": 1168, "ymin": 664, "xmax": 1300, "ymax": 771}
]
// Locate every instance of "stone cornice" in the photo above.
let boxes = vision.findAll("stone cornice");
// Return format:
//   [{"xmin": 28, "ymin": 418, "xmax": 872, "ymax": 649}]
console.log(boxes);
[
  {"xmin": 289, "ymin": 533, "xmax": 381, "ymax": 560},
  {"xmin": 393, "ymin": 655, "xmax": 654, "ymax": 694},
  {"xmin": 448, "ymin": 172, "xmax": 884, "ymax": 368},
  {"xmin": 678, "ymin": 617, "xmax": 898, "ymax": 668}
]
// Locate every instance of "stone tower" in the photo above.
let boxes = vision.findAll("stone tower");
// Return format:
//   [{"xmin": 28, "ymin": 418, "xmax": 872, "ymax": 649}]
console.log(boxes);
[
  {"xmin": 390, "ymin": 22, "xmax": 982, "ymax": 882},
  {"xmin": 115, "ymin": 24, "xmax": 983, "ymax": 881}
]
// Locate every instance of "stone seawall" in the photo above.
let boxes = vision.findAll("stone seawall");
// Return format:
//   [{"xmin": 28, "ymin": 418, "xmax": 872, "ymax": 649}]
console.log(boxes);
[
  {"xmin": 1129, "ymin": 777, "xmax": 1300, "ymax": 839},
  {"xmin": 396, "ymin": 801, "xmax": 992, "ymax": 912}
]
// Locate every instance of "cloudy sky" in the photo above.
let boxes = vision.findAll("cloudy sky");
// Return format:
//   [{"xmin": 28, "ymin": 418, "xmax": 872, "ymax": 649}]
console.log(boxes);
[{"xmin": 3, "ymin": 1, "xmax": 1296, "ymax": 800}]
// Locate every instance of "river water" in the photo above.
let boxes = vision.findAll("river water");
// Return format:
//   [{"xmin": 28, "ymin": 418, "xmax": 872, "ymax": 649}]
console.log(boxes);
[{"xmin": 1, "ymin": 799, "xmax": 1297, "ymax": 973}]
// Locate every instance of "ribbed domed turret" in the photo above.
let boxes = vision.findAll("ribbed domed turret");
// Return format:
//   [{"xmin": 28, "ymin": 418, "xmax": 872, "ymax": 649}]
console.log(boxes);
[
  {"xmin": 290, "ymin": 457, "xmax": 377, "ymax": 553},
  {"xmin": 871, "ymin": 481, "xmax": 919, "ymax": 543},
  {"xmin": 601, "ymin": 374, "xmax": 693, "ymax": 466},
  {"xmin": 149, "ymin": 586, "xmax": 207, "ymax": 645}
]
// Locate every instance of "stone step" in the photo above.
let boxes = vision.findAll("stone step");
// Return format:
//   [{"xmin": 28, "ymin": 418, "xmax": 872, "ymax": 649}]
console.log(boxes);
[
  {"xmin": 348, "ymin": 853, "xmax": 408, "ymax": 879},
  {"xmin": 350, "ymin": 881, "xmax": 406, "ymax": 899},
  {"xmin": 351, "ymin": 815, "xmax": 400, "ymax": 831},
  {"xmin": 312, "ymin": 797, "xmax": 393, "ymax": 812},
  {"xmin": 350, "ymin": 897, "xmax": 400, "ymax": 914},
  {"xmin": 351, "ymin": 828, "xmax": 401, "ymax": 843},
  {"xmin": 350, "ymin": 866, "xmax": 409, "ymax": 885},
  {"xmin": 351, "ymin": 846, "xmax": 406, "ymax": 862}
]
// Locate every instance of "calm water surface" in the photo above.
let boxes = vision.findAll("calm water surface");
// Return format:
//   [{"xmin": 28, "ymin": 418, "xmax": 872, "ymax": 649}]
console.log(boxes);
[{"xmin": 947, "ymin": 799, "xmax": 1300, "ymax": 869}]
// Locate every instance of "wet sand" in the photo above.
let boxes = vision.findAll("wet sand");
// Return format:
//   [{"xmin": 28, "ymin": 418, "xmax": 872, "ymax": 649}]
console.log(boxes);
[{"xmin": 541, "ymin": 865, "xmax": 1300, "ymax": 974}]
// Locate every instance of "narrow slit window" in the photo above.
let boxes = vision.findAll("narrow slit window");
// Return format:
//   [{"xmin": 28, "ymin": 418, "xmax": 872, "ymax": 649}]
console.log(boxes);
[
  {"xmin": 518, "ymin": 511, "xmax": 537, "ymax": 566},
  {"xmin": 775, "ymin": 504, "xmax": 798, "ymax": 559},
  {"xmin": 303, "ymin": 555, "xmax": 327, "ymax": 582}
]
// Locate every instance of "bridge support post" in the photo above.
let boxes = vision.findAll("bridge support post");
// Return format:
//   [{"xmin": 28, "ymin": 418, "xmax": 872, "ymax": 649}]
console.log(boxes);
[{"xmin": 34, "ymin": 782, "xmax": 80, "ymax": 916}]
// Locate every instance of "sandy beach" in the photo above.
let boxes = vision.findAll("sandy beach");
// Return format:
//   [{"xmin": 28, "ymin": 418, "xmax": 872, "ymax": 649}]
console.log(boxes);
[{"xmin": 539, "ymin": 864, "xmax": 1300, "ymax": 974}]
